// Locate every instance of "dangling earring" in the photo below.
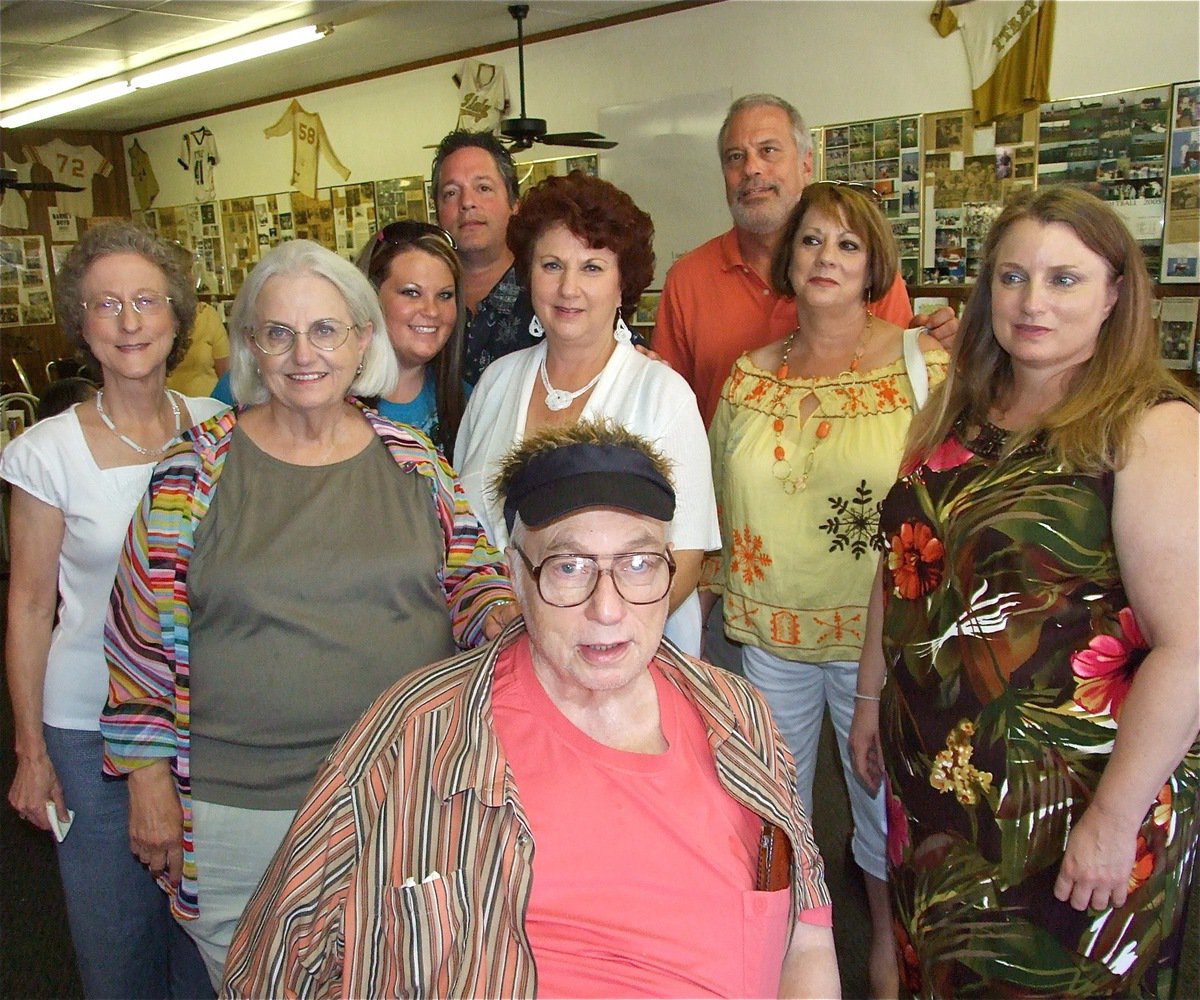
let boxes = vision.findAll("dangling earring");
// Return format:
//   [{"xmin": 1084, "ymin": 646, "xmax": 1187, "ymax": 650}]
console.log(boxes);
[
  {"xmin": 529, "ymin": 315, "xmax": 544, "ymax": 338},
  {"xmin": 355, "ymin": 360, "xmax": 364, "ymax": 375},
  {"xmin": 614, "ymin": 308, "xmax": 633, "ymax": 344}
]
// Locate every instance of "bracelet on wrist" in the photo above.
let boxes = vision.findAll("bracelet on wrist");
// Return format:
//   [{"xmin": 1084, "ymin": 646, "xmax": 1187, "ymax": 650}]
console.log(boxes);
[{"xmin": 853, "ymin": 692, "xmax": 881, "ymax": 702}]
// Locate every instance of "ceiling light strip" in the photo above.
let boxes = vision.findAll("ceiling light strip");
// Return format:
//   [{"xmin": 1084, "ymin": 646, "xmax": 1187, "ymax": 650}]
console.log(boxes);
[
  {"xmin": 0, "ymin": 24, "xmax": 329, "ymax": 129},
  {"xmin": 1, "ymin": 81, "xmax": 135, "ymax": 129},
  {"xmin": 131, "ymin": 25, "xmax": 329, "ymax": 90}
]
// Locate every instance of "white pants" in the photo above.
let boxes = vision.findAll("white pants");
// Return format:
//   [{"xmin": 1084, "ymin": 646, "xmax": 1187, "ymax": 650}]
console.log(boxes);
[
  {"xmin": 663, "ymin": 589, "xmax": 703, "ymax": 657},
  {"xmin": 742, "ymin": 646, "xmax": 888, "ymax": 881},
  {"xmin": 184, "ymin": 799, "xmax": 296, "ymax": 991}
]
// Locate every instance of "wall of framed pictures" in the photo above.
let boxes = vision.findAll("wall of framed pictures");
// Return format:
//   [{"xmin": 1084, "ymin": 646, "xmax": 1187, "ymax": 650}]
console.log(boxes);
[
  {"xmin": 819, "ymin": 80, "xmax": 1200, "ymax": 371},
  {"xmin": 820, "ymin": 81, "xmax": 1196, "ymax": 289},
  {"xmin": 131, "ymin": 153, "xmax": 599, "ymax": 305},
  {"xmin": 823, "ymin": 116, "xmax": 924, "ymax": 286}
]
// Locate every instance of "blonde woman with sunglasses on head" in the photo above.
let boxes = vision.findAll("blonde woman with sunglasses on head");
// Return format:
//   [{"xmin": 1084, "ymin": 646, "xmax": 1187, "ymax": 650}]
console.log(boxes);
[
  {"xmin": 99, "ymin": 239, "xmax": 516, "ymax": 990},
  {"xmin": 707, "ymin": 182, "xmax": 949, "ymax": 998}
]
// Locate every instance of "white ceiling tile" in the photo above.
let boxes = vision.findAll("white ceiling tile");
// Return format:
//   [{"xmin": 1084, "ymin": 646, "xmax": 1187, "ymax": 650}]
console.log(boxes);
[
  {"xmin": 0, "ymin": 1, "xmax": 672, "ymax": 129},
  {"xmin": 0, "ymin": 1, "xmax": 131, "ymax": 45}
]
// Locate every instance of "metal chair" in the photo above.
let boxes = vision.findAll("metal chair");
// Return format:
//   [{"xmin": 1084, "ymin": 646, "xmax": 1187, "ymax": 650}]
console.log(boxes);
[
  {"xmin": 0, "ymin": 392, "xmax": 37, "ymax": 441},
  {"xmin": 0, "ymin": 392, "xmax": 40, "ymax": 565},
  {"xmin": 46, "ymin": 357, "xmax": 90, "ymax": 383},
  {"xmin": 10, "ymin": 357, "xmax": 34, "ymax": 394}
]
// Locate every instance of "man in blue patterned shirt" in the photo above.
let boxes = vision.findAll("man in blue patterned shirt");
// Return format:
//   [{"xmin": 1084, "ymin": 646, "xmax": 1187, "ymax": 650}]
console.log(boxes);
[{"xmin": 431, "ymin": 131, "xmax": 535, "ymax": 385}]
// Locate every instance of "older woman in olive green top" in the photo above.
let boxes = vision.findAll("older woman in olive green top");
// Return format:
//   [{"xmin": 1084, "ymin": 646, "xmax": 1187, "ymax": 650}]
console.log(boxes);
[{"xmin": 101, "ymin": 240, "xmax": 517, "ymax": 989}]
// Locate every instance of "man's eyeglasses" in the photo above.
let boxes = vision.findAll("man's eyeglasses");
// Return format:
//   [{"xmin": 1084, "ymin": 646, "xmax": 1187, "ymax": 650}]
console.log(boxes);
[
  {"xmin": 249, "ymin": 319, "xmax": 357, "ymax": 355},
  {"xmin": 82, "ymin": 291, "xmax": 173, "ymax": 319},
  {"xmin": 375, "ymin": 220, "xmax": 457, "ymax": 252},
  {"xmin": 513, "ymin": 546, "xmax": 676, "ymax": 608}
]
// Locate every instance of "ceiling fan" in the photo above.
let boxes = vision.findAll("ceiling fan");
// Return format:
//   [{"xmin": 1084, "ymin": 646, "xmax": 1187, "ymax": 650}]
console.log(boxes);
[
  {"xmin": 500, "ymin": 4, "xmax": 617, "ymax": 152},
  {"xmin": 1, "ymin": 168, "xmax": 83, "ymax": 196}
]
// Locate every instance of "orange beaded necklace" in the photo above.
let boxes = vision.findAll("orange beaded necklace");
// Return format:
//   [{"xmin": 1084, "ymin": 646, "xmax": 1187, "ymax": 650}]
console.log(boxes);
[{"xmin": 771, "ymin": 317, "xmax": 872, "ymax": 493}]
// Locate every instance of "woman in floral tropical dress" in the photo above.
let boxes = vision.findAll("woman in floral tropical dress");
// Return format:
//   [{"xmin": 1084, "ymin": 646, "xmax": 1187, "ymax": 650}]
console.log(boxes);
[{"xmin": 850, "ymin": 187, "xmax": 1199, "ymax": 997}]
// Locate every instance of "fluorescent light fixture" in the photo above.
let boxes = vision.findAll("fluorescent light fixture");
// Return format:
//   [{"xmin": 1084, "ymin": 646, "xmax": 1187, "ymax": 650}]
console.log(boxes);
[
  {"xmin": 0, "ymin": 81, "xmax": 135, "ymax": 128},
  {"xmin": 131, "ymin": 25, "xmax": 330, "ymax": 90},
  {"xmin": 0, "ymin": 23, "xmax": 330, "ymax": 128}
]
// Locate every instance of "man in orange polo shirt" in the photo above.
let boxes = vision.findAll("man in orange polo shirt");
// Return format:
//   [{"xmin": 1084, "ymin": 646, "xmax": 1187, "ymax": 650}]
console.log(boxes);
[{"xmin": 654, "ymin": 94, "xmax": 956, "ymax": 427}]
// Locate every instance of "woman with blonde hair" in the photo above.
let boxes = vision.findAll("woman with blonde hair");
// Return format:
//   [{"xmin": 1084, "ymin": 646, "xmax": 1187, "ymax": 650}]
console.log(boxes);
[{"xmin": 851, "ymin": 186, "xmax": 1198, "ymax": 996}]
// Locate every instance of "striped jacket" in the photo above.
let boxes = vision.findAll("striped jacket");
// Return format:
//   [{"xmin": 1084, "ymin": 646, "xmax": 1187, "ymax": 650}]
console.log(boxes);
[
  {"xmin": 100, "ymin": 404, "xmax": 514, "ymax": 920},
  {"xmin": 221, "ymin": 623, "xmax": 831, "ymax": 999}
]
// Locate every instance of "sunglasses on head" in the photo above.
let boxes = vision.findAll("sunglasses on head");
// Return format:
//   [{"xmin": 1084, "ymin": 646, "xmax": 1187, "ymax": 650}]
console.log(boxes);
[
  {"xmin": 815, "ymin": 180, "xmax": 885, "ymax": 204},
  {"xmin": 374, "ymin": 220, "xmax": 457, "ymax": 252}
]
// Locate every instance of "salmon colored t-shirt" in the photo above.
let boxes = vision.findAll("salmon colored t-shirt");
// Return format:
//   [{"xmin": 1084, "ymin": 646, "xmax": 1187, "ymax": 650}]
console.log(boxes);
[{"xmin": 491, "ymin": 637, "xmax": 793, "ymax": 998}]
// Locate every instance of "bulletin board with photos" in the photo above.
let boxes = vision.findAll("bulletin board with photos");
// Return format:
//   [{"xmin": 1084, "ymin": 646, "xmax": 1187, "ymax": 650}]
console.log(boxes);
[
  {"xmin": 822, "ymin": 113, "xmax": 924, "ymax": 287},
  {"xmin": 1163, "ymin": 81, "xmax": 1200, "ymax": 284},
  {"xmin": 135, "ymin": 201, "xmax": 225, "ymax": 294},
  {"xmin": 816, "ymin": 82, "xmax": 1195, "ymax": 291},
  {"xmin": 131, "ymin": 153, "xmax": 602, "ymax": 304},
  {"xmin": 815, "ymin": 80, "xmax": 1199, "ymax": 374},
  {"xmin": 1031, "ymin": 81, "xmax": 1196, "ymax": 370},
  {"xmin": 0, "ymin": 235, "xmax": 54, "ymax": 328},
  {"xmin": 920, "ymin": 108, "xmax": 1036, "ymax": 284},
  {"xmin": 227, "ymin": 191, "xmax": 332, "ymax": 294},
  {"xmin": 374, "ymin": 175, "xmax": 430, "ymax": 229},
  {"xmin": 1037, "ymin": 83, "xmax": 1171, "ymax": 279},
  {"xmin": 328, "ymin": 182, "xmax": 378, "ymax": 263},
  {"xmin": 136, "ymin": 189, "xmax": 330, "ymax": 297}
]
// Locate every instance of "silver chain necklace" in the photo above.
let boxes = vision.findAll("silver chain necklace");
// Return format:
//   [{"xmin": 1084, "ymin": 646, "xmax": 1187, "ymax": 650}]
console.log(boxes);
[
  {"xmin": 95, "ymin": 388, "xmax": 181, "ymax": 457},
  {"xmin": 539, "ymin": 356, "xmax": 603, "ymax": 412}
]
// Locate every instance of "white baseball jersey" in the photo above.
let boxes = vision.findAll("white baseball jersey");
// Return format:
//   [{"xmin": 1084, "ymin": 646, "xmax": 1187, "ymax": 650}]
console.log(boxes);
[{"xmin": 29, "ymin": 139, "xmax": 113, "ymax": 218}]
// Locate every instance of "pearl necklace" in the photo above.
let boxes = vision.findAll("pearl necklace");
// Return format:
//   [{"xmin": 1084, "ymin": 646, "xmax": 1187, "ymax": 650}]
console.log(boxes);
[
  {"xmin": 95, "ymin": 389, "xmax": 181, "ymax": 457},
  {"xmin": 771, "ymin": 317, "xmax": 872, "ymax": 493},
  {"xmin": 539, "ymin": 356, "xmax": 603, "ymax": 412}
]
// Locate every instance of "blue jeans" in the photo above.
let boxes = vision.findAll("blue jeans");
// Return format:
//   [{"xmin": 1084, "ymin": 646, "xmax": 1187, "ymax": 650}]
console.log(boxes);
[{"xmin": 43, "ymin": 725, "xmax": 213, "ymax": 999}]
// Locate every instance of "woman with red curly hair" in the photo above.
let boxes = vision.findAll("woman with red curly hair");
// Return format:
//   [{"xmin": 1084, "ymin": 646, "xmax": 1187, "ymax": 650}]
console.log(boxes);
[{"xmin": 455, "ymin": 172, "xmax": 718, "ymax": 653}]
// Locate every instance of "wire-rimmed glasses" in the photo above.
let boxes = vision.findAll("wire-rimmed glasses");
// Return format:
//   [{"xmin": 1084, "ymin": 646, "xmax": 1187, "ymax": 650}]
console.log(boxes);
[
  {"xmin": 248, "ymin": 319, "xmax": 357, "ymax": 355},
  {"xmin": 81, "ymin": 291, "xmax": 173, "ymax": 319}
]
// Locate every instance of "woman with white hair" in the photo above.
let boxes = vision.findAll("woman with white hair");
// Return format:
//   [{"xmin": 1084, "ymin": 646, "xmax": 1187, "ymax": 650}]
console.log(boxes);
[{"xmin": 100, "ymin": 240, "xmax": 516, "ymax": 988}]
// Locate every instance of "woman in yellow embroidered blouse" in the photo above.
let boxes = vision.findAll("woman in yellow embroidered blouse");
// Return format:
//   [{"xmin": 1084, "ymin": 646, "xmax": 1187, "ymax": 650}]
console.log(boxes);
[{"xmin": 707, "ymin": 182, "xmax": 948, "ymax": 998}]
